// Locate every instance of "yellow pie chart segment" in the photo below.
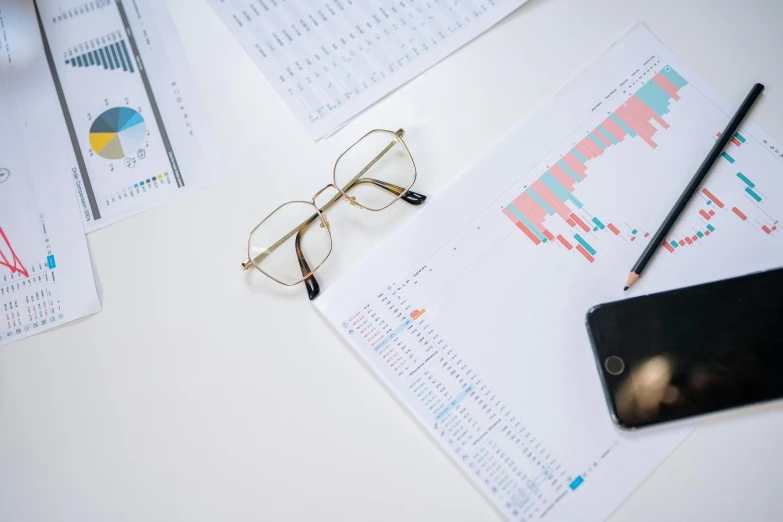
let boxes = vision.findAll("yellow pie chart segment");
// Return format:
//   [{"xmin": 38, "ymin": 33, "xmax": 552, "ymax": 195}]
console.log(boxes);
[{"xmin": 89, "ymin": 132, "xmax": 117, "ymax": 155}]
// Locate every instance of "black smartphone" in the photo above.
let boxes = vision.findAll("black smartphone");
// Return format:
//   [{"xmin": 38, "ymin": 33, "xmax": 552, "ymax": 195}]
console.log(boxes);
[{"xmin": 586, "ymin": 268, "xmax": 783, "ymax": 429}]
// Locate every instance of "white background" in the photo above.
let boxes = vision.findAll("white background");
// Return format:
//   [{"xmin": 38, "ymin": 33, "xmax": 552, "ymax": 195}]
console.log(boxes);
[{"xmin": 2, "ymin": 0, "xmax": 782, "ymax": 520}]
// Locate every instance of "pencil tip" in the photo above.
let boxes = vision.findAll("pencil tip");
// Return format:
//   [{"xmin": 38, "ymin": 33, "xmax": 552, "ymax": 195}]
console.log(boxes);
[{"xmin": 623, "ymin": 286, "xmax": 628, "ymax": 291}]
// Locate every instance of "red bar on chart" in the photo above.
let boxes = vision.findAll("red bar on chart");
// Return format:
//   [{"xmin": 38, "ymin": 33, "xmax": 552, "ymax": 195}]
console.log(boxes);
[
  {"xmin": 531, "ymin": 180, "xmax": 572, "ymax": 220},
  {"xmin": 562, "ymin": 153, "xmax": 587, "ymax": 179},
  {"xmin": 549, "ymin": 164, "xmax": 578, "ymax": 191},
  {"xmin": 762, "ymin": 225, "xmax": 772, "ymax": 234},
  {"xmin": 679, "ymin": 240, "xmax": 685, "ymax": 246},
  {"xmin": 685, "ymin": 237, "xmax": 693, "ymax": 245},
  {"xmin": 607, "ymin": 223, "xmax": 621, "ymax": 235},
  {"xmin": 709, "ymin": 210, "xmax": 715, "ymax": 216},
  {"xmin": 578, "ymin": 137, "xmax": 599, "ymax": 159},
  {"xmin": 515, "ymin": 221, "xmax": 541, "ymax": 245},
  {"xmin": 663, "ymin": 242, "xmax": 675, "ymax": 253},
  {"xmin": 699, "ymin": 209, "xmax": 711, "ymax": 220},
  {"xmin": 512, "ymin": 192, "xmax": 548, "ymax": 231},
  {"xmin": 587, "ymin": 135, "xmax": 605, "ymax": 156},
  {"xmin": 595, "ymin": 130, "xmax": 613, "ymax": 147},
  {"xmin": 575, "ymin": 245, "xmax": 595, "ymax": 263},
  {"xmin": 614, "ymin": 96, "xmax": 670, "ymax": 149},
  {"xmin": 731, "ymin": 137, "xmax": 742, "ymax": 146},
  {"xmin": 732, "ymin": 207, "xmax": 748, "ymax": 221},
  {"xmin": 556, "ymin": 235, "xmax": 573, "ymax": 250},
  {"xmin": 542, "ymin": 229, "xmax": 555, "ymax": 241},
  {"xmin": 630, "ymin": 236, "xmax": 636, "ymax": 241},
  {"xmin": 574, "ymin": 141, "xmax": 592, "ymax": 161},
  {"xmin": 701, "ymin": 188, "xmax": 724, "ymax": 208},
  {"xmin": 566, "ymin": 218, "xmax": 577, "ymax": 227},
  {"xmin": 705, "ymin": 230, "xmax": 711, "ymax": 236},
  {"xmin": 652, "ymin": 72, "xmax": 681, "ymax": 100},
  {"xmin": 692, "ymin": 235, "xmax": 698, "ymax": 241},
  {"xmin": 570, "ymin": 213, "xmax": 590, "ymax": 232},
  {"xmin": 601, "ymin": 117, "xmax": 627, "ymax": 141},
  {"xmin": 644, "ymin": 232, "xmax": 650, "ymax": 237}
]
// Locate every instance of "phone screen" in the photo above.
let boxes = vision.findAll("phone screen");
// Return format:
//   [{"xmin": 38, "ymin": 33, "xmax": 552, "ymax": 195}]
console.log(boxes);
[{"xmin": 586, "ymin": 268, "xmax": 783, "ymax": 428}]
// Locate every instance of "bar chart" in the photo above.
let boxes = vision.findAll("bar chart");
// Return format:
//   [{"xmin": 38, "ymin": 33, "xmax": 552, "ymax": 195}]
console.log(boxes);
[
  {"xmin": 65, "ymin": 35, "xmax": 135, "ymax": 73},
  {"xmin": 503, "ymin": 65, "xmax": 688, "ymax": 262}
]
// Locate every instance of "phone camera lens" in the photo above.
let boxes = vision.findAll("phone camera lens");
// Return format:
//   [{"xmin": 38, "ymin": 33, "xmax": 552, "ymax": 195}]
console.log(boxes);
[{"xmin": 605, "ymin": 356, "xmax": 625, "ymax": 375}]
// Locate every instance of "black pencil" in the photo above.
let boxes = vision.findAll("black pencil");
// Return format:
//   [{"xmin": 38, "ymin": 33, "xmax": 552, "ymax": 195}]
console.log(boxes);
[{"xmin": 624, "ymin": 82, "xmax": 765, "ymax": 291}]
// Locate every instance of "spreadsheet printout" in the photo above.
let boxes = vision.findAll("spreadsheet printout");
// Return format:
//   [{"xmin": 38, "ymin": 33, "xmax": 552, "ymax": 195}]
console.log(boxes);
[
  {"xmin": 315, "ymin": 25, "xmax": 783, "ymax": 521},
  {"xmin": 209, "ymin": 0, "xmax": 529, "ymax": 139},
  {"xmin": 16, "ymin": 0, "xmax": 227, "ymax": 231},
  {"xmin": 0, "ymin": 2, "xmax": 101, "ymax": 345}
]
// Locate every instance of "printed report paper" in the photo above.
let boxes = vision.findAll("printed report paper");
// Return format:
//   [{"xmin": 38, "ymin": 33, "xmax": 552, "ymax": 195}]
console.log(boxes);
[
  {"xmin": 1, "ymin": 1, "xmax": 101, "ymax": 345},
  {"xmin": 14, "ymin": 0, "xmax": 226, "ymax": 231},
  {"xmin": 210, "ymin": 0, "xmax": 529, "ymax": 139},
  {"xmin": 315, "ymin": 25, "xmax": 783, "ymax": 521}
]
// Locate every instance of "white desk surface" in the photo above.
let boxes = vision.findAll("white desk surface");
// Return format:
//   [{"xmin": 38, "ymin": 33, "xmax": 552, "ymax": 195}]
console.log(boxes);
[{"xmin": 2, "ymin": 0, "xmax": 782, "ymax": 520}]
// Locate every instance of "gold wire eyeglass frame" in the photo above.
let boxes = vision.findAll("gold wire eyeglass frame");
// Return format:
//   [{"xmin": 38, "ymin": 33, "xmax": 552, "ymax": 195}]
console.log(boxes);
[{"xmin": 241, "ymin": 128, "xmax": 426, "ymax": 300}]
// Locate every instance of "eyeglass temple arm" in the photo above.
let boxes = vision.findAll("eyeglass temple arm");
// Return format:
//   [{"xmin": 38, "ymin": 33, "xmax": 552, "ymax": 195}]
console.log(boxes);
[
  {"xmin": 352, "ymin": 178, "xmax": 427, "ymax": 205},
  {"xmin": 295, "ymin": 227, "xmax": 321, "ymax": 300}
]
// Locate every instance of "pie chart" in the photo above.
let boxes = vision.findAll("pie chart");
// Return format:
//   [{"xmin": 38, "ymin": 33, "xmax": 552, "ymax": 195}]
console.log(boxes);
[{"xmin": 89, "ymin": 107, "xmax": 146, "ymax": 160}]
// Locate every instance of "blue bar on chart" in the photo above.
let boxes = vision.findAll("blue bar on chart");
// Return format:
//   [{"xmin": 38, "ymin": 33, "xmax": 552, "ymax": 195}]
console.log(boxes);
[
  {"xmin": 569, "ymin": 476, "xmax": 584, "ymax": 491},
  {"xmin": 114, "ymin": 43, "xmax": 128, "ymax": 71},
  {"xmin": 65, "ymin": 38, "xmax": 135, "ymax": 73},
  {"xmin": 596, "ymin": 125, "xmax": 619, "ymax": 145},
  {"xmin": 745, "ymin": 187, "xmax": 762, "ymax": 202},
  {"xmin": 737, "ymin": 172, "xmax": 754, "ymax": 188},
  {"xmin": 721, "ymin": 151, "xmax": 735, "ymax": 163},
  {"xmin": 573, "ymin": 234, "xmax": 597, "ymax": 256}
]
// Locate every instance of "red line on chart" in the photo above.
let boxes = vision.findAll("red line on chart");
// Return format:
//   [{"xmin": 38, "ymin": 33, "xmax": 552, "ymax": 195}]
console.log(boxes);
[{"xmin": 0, "ymin": 227, "xmax": 29, "ymax": 278}]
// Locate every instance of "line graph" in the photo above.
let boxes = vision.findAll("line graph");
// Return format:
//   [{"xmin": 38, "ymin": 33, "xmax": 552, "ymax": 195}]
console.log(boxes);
[{"xmin": 0, "ymin": 227, "xmax": 29, "ymax": 278}]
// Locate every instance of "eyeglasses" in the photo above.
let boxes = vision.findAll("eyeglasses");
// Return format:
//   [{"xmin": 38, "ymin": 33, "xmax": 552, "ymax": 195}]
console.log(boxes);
[{"xmin": 241, "ymin": 128, "xmax": 426, "ymax": 300}]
